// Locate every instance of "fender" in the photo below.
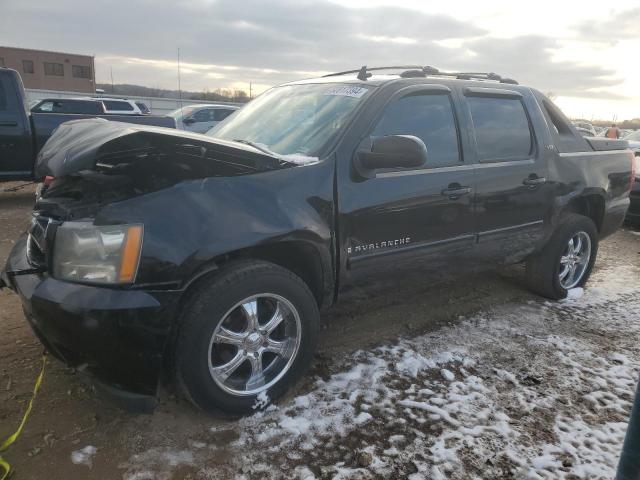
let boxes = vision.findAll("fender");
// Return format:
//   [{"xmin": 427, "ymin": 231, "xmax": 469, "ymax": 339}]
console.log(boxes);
[{"xmin": 94, "ymin": 158, "xmax": 337, "ymax": 296}]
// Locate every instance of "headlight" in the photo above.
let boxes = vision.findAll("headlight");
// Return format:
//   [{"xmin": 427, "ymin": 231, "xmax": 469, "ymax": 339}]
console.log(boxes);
[{"xmin": 53, "ymin": 222, "xmax": 143, "ymax": 284}]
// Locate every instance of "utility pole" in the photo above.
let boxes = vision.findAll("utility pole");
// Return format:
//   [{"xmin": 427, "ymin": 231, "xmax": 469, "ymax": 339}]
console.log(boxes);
[
  {"xmin": 110, "ymin": 67, "xmax": 114, "ymax": 94},
  {"xmin": 249, "ymin": 82, "xmax": 252, "ymax": 99},
  {"xmin": 177, "ymin": 47, "xmax": 183, "ymax": 112}
]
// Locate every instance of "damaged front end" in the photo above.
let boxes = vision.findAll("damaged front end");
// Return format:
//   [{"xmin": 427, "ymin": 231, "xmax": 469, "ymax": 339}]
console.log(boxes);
[
  {"xmin": 20, "ymin": 118, "xmax": 293, "ymax": 283},
  {"xmin": 34, "ymin": 118, "xmax": 288, "ymax": 219},
  {"xmin": 2, "ymin": 119, "xmax": 305, "ymax": 411}
]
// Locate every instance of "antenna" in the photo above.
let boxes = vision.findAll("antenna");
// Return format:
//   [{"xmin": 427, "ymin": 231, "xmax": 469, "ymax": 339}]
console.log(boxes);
[{"xmin": 177, "ymin": 47, "xmax": 183, "ymax": 114}]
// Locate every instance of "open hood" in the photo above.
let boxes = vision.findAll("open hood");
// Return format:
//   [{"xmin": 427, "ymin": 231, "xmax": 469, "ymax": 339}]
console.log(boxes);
[{"xmin": 35, "ymin": 118, "xmax": 284, "ymax": 179}]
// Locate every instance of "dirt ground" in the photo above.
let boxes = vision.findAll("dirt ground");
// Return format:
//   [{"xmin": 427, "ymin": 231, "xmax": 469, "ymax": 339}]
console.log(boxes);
[{"xmin": 1, "ymin": 181, "xmax": 639, "ymax": 479}]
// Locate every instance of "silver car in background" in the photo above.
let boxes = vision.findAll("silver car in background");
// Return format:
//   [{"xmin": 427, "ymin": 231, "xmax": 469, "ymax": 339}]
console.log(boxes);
[{"xmin": 169, "ymin": 104, "xmax": 239, "ymax": 133}]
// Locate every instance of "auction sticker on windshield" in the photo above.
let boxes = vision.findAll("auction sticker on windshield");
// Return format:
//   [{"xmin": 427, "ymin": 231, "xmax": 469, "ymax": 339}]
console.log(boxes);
[{"xmin": 324, "ymin": 85, "xmax": 369, "ymax": 98}]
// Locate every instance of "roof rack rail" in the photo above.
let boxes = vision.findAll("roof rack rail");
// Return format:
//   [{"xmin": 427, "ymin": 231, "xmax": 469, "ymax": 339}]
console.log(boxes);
[
  {"xmin": 323, "ymin": 65, "xmax": 424, "ymax": 78},
  {"xmin": 451, "ymin": 71, "xmax": 518, "ymax": 84},
  {"xmin": 323, "ymin": 66, "xmax": 518, "ymax": 85}
]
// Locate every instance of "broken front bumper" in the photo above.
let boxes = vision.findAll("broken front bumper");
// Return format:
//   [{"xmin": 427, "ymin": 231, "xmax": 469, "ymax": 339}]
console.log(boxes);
[{"xmin": 2, "ymin": 235, "xmax": 181, "ymax": 413}]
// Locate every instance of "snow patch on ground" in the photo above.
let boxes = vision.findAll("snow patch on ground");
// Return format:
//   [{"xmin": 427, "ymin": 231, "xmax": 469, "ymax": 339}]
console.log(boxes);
[
  {"xmin": 253, "ymin": 390, "xmax": 270, "ymax": 410},
  {"xmin": 70, "ymin": 445, "xmax": 97, "ymax": 468},
  {"xmin": 120, "ymin": 449, "xmax": 195, "ymax": 480},
  {"xmin": 564, "ymin": 287, "xmax": 584, "ymax": 301},
  {"xmin": 440, "ymin": 368, "xmax": 455, "ymax": 381},
  {"xmin": 122, "ymin": 263, "xmax": 640, "ymax": 479}
]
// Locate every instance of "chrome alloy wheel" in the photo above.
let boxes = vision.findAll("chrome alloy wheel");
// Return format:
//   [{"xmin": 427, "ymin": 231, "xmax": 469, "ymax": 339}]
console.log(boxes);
[
  {"xmin": 558, "ymin": 231, "xmax": 592, "ymax": 290},
  {"xmin": 207, "ymin": 294, "xmax": 302, "ymax": 396}
]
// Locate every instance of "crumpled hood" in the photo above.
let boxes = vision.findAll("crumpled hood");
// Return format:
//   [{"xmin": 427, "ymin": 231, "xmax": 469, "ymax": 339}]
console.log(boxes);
[{"xmin": 35, "ymin": 118, "xmax": 283, "ymax": 178}]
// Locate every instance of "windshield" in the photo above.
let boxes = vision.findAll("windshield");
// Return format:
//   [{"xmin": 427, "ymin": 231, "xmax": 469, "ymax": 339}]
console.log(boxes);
[{"xmin": 207, "ymin": 83, "xmax": 371, "ymax": 158}]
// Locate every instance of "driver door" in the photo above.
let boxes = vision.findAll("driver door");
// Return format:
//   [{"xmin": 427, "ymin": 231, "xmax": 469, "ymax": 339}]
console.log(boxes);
[{"xmin": 337, "ymin": 85, "xmax": 478, "ymax": 286}]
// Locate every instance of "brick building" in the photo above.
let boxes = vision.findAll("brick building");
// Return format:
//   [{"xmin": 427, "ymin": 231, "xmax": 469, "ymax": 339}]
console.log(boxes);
[{"xmin": 0, "ymin": 46, "xmax": 95, "ymax": 93}]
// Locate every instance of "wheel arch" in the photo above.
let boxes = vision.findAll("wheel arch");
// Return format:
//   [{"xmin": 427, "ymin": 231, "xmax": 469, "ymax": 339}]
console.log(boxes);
[
  {"xmin": 563, "ymin": 192, "xmax": 606, "ymax": 233},
  {"xmin": 179, "ymin": 238, "xmax": 333, "ymax": 312},
  {"xmin": 163, "ymin": 238, "xmax": 331, "ymax": 383}
]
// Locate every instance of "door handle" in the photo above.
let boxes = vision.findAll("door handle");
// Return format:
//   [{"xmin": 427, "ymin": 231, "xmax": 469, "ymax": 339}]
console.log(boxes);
[
  {"xmin": 523, "ymin": 176, "xmax": 546, "ymax": 187},
  {"xmin": 441, "ymin": 184, "xmax": 472, "ymax": 199},
  {"xmin": 0, "ymin": 121, "xmax": 18, "ymax": 127}
]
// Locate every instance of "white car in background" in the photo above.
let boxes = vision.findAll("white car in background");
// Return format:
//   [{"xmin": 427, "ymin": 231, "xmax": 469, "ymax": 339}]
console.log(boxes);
[
  {"xmin": 31, "ymin": 97, "xmax": 149, "ymax": 115},
  {"xmin": 572, "ymin": 121, "xmax": 597, "ymax": 137},
  {"xmin": 169, "ymin": 104, "xmax": 239, "ymax": 133},
  {"xmin": 98, "ymin": 97, "xmax": 146, "ymax": 115}
]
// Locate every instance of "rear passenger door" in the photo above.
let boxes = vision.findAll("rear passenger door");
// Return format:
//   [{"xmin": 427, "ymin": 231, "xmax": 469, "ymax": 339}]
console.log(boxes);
[{"xmin": 464, "ymin": 87, "xmax": 554, "ymax": 262}]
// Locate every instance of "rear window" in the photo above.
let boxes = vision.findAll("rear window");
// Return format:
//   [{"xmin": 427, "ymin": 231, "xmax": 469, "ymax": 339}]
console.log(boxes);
[
  {"xmin": 103, "ymin": 100, "xmax": 134, "ymax": 111},
  {"xmin": 468, "ymin": 97, "xmax": 533, "ymax": 162}
]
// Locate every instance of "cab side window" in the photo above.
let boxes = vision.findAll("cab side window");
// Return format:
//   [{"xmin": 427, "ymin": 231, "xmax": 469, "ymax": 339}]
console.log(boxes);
[
  {"xmin": 103, "ymin": 100, "xmax": 134, "ymax": 111},
  {"xmin": 467, "ymin": 97, "xmax": 533, "ymax": 162},
  {"xmin": 371, "ymin": 93, "xmax": 461, "ymax": 169},
  {"xmin": 33, "ymin": 101, "xmax": 55, "ymax": 112}
]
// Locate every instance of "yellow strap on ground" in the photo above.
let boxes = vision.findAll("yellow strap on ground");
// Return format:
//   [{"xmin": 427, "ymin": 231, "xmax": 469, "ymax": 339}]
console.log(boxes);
[{"xmin": 0, "ymin": 355, "xmax": 46, "ymax": 480}]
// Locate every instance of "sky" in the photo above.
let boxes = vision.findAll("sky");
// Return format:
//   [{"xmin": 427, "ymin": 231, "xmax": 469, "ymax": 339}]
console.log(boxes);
[{"xmin": 1, "ymin": 0, "xmax": 639, "ymax": 120}]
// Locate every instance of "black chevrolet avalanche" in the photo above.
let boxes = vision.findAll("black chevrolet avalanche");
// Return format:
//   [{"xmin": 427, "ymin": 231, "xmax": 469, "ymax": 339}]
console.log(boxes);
[{"xmin": 2, "ymin": 66, "xmax": 635, "ymax": 414}]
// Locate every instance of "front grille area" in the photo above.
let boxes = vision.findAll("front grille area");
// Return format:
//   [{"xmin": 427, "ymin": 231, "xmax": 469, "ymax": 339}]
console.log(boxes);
[{"xmin": 26, "ymin": 215, "xmax": 54, "ymax": 270}]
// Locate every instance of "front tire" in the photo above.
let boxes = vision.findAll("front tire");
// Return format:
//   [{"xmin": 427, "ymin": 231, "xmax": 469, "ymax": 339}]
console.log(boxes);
[
  {"xmin": 526, "ymin": 214, "xmax": 598, "ymax": 300},
  {"xmin": 175, "ymin": 261, "xmax": 319, "ymax": 414}
]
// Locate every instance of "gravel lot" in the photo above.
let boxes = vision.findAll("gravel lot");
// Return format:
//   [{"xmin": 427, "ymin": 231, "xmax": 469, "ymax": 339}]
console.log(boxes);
[{"xmin": 1, "ymin": 181, "xmax": 639, "ymax": 479}]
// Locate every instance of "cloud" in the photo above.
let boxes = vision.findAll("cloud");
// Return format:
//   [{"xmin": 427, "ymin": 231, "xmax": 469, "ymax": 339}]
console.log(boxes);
[
  {"xmin": 0, "ymin": 0, "xmax": 626, "ymax": 100},
  {"xmin": 454, "ymin": 36, "xmax": 624, "ymax": 97},
  {"xmin": 574, "ymin": 7, "xmax": 640, "ymax": 43},
  {"xmin": 566, "ymin": 90, "xmax": 630, "ymax": 100}
]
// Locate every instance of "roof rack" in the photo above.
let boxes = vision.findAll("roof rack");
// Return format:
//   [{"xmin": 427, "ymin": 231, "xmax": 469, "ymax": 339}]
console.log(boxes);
[{"xmin": 323, "ymin": 66, "xmax": 518, "ymax": 85}]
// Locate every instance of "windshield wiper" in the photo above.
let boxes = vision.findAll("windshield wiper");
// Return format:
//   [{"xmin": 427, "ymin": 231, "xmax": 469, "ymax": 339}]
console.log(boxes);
[{"xmin": 232, "ymin": 139, "xmax": 277, "ymax": 157}]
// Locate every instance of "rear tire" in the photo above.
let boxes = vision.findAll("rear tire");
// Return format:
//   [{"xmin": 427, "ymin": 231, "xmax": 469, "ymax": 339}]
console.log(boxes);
[
  {"xmin": 175, "ymin": 261, "xmax": 319, "ymax": 414},
  {"xmin": 526, "ymin": 214, "xmax": 598, "ymax": 300}
]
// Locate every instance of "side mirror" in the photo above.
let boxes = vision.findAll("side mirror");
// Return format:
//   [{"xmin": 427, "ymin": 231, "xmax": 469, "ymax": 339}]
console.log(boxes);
[
  {"xmin": 183, "ymin": 117, "xmax": 195, "ymax": 125},
  {"xmin": 355, "ymin": 135, "xmax": 427, "ymax": 177}
]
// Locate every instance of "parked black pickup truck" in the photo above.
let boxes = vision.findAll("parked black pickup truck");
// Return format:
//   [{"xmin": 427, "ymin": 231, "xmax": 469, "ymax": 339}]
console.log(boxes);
[
  {"xmin": 0, "ymin": 67, "xmax": 176, "ymax": 180},
  {"xmin": 1, "ymin": 66, "xmax": 635, "ymax": 414}
]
